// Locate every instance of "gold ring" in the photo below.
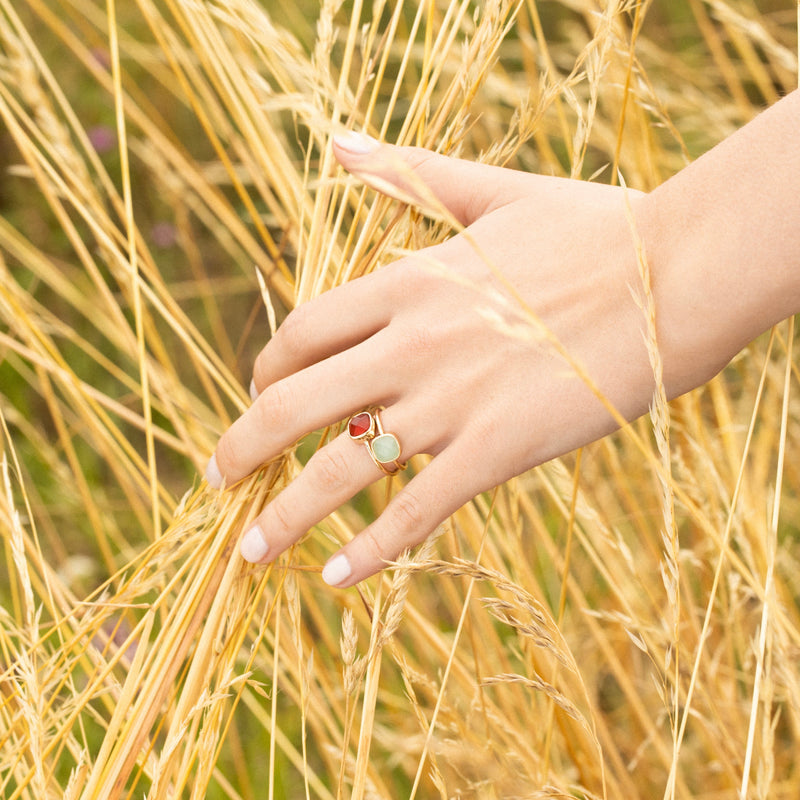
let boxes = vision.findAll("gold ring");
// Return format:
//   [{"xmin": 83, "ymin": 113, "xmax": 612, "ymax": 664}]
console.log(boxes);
[{"xmin": 347, "ymin": 408, "xmax": 406, "ymax": 475}]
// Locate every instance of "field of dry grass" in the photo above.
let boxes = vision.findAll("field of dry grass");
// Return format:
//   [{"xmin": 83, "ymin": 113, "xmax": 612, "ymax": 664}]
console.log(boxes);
[{"xmin": 0, "ymin": 1, "xmax": 799, "ymax": 798}]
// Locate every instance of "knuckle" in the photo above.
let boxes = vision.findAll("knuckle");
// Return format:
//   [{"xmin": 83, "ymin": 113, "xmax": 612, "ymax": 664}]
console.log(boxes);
[
  {"xmin": 308, "ymin": 446, "xmax": 351, "ymax": 494},
  {"xmin": 266, "ymin": 495, "xmax": 294, "ymax": 539},
  {"xmin": 381, "ymin": 255, "xmax": 411, "ymax": 283},
  {"xmin": 399, "ymin": 147, "xmax": 440, "ymax": 182},
  {"xmin": 383, "ymin": 255, "xmax": 428, "ymax": 290},
  {"xmin": 362, "ymin": 526, "xmax": 395, "ymax": 565},
  {"xmin": 384, "ymin": 147, "xmax": 438, "ymax": 196},
  {"xmin": 387, "ymin": 491, "xmax": 427, "ymax": 536},
  {"xmin": 462, "ymin": 184, "xmax": 495, "ymax": 224},
  {"xmin": 360, "ymin": 492, "xmax": 430, "ymax": 568},
  {"xmin": 393, "ymin": 321, "xmax": 436, "ymax": 360},
  {"xmin": 466, "ymin": 412, "xmax": 501, "ymax": 446},
  {"xmin": 383, "ymin": 246, "xmax": 449, "ymax": 300},
  {"xmin": 256, "ymin": 380, "xmax": 297, "ymax": 431},
  {"xmin": 273, "ymin": 304, "xmax": 310, "ymax": 357},
  {"xmin": 214, "ymin": 430, "xmax": 240, "ymax": 478}
]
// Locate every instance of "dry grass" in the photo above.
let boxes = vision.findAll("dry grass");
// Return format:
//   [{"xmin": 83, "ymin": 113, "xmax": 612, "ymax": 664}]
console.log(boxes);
[{"xmin": 0, "ymin": 1, "xmax": 799, "ymax": 798}]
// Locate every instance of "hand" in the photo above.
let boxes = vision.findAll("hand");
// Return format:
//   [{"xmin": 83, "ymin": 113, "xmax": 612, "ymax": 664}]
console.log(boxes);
[{"xmin": 205, "ymin": 132, "xmax": 724, "ymax": 587}]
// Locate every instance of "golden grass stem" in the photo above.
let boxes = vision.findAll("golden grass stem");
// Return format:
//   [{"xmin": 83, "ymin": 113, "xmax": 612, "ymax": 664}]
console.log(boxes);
[
  {"xmin": 407, "ymin": 495, "xmax": 494, "ymax": 800},
  {"xmin": 2, "ymin": 3, "xmax": 799, "ymax": 797},
  {"xmin": 740, "ymin": 317, "xmax": 793, "ymax": 798},
  {"xmin": 107, "ymin": 0, "xmax": 160, "ymax": 543}
]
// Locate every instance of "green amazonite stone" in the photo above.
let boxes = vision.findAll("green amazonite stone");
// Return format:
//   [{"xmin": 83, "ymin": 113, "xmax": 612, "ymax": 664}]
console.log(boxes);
[{"xmin": 372, "ymin": 433, "xmax": 401, "ymax": 463}]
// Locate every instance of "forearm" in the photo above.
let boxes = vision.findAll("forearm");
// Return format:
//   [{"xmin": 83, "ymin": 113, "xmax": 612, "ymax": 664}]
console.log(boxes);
[{"xmin": 637, "ymin": 89, "xmax": 800, "ymax": 394}]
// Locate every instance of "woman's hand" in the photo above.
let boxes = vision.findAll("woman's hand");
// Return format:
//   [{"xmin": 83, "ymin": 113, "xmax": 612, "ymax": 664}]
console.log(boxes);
[{"xmin": 205, "ymin": 121, "xmax": 775, "ymax": 587}]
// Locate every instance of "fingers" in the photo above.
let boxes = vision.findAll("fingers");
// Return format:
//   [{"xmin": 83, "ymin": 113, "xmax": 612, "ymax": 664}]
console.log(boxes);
[
  {"xmin": 209, "ymin": 329, "xmax": 402, "ymax": 487},
  {"xmin": 237, "ymin": 402, "xmax": 441, "ymax": 566},
  {"xmin": 238, "ymin": 430, "xmax": 381, "ymax": 563},
  {"xmin": 250, "ymin": 267, "xmax": 397, "ymax": 394},
  {"xmin": 211, "ymin": 135, "xmax": 518, "ymax": 583},
  {"xmin": 333, "ymin": 131, "xmax": 530, "ymax": 227},
  {"xmin": 208, "ymin": 242, "xmax": 461, "ymax": 488},
  {"xmin": 321, "ymin": 439, "xmax": 482, "ymax": 587},
  {"xmin": 239, "ymin": 429, "xmax": 480, "ymax": 589}
]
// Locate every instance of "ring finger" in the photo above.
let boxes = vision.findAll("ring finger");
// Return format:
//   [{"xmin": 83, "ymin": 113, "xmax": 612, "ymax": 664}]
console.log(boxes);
[{"xmin": 238, "ymin": 404, "xmax": 431, "ymax": 564}]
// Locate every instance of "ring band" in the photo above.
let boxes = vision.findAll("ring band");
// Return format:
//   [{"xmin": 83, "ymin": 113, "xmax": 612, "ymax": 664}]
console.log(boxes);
[{"xmin": 347, "ymin": 409, "xmax": 406, "ymax": 475}]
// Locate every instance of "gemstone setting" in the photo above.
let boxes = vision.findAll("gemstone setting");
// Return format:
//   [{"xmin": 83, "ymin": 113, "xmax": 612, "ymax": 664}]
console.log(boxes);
[
  {"xmin": 347, "ymin": 408, "xmax": 406, "ymax": 476},
  {"xmin": 348, "ymin": 411, "xmax": 374, "ymax": 439},
  {"xmin": 371, "ymin": 433, "xmax": 401, "ymax": 464}
]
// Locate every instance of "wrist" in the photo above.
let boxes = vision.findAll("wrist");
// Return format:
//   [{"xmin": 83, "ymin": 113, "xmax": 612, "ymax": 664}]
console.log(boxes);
[{"xmin": 633, "ymin": 91, "xmax": 800, "ymax": 398}]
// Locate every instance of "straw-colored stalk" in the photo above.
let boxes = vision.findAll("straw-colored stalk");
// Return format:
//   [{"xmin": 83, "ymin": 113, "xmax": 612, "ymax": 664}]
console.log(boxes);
[{"xmin": 1, "ymin": 1, "xmax": 799, "ymax": 798}]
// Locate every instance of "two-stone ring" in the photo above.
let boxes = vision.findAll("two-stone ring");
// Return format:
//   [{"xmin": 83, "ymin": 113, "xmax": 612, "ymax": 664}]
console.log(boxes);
[{"xmin": 347, "ymin": 409, "xmax": 406, "ymax": 475}]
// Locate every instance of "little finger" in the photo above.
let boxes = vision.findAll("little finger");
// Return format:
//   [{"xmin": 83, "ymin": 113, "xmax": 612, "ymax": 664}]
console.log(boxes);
[{"xmin": 321, "ymin": 440, "xmax": 484, "ymax": 587}]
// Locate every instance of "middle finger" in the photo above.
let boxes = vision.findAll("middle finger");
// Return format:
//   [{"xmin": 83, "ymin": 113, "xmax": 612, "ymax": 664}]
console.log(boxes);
[{"xmin": 238, "ymin": 403, "xmax": 425, "ymax": 563}]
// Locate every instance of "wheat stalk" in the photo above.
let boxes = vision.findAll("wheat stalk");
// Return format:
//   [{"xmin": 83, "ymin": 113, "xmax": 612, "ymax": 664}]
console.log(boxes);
[{"xmin": 0, "ymin": 2, "xmax": 799, "ymax": 798}]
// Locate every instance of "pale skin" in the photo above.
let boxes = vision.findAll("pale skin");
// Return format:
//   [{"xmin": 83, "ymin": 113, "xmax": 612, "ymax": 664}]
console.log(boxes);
[{"xmin": 206, "ymin": 89, "xmax": 800, "ymax": 588}]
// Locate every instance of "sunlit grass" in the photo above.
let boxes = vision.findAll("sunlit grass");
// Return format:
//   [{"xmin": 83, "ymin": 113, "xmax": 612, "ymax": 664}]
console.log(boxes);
[{"xmin": 0, "ymin": 1, "xmax": 798, "ymax": 798}]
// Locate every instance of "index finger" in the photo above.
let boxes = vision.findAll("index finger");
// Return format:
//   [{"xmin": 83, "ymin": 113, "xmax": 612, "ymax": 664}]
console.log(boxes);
[{"xmin": 251, "ymin": 263, "xmax": 401, "ymax": 394}]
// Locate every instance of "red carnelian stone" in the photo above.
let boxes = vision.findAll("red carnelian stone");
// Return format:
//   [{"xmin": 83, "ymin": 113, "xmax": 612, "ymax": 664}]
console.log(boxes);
[{"xmin": 348, "ymin": 412, "xmax": 372, "ymax": 438}]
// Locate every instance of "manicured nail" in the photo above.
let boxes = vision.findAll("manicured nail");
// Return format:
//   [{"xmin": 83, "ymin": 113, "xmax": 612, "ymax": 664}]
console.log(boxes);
[
  {"xmin": 249, "ymin": 378, "xmax": 258, "ymax": 402},
  {"xmin": 333, "ymin": 130, "xmax": 380, "ymax": 155},
  {"xmin": 205, "ymin": 453, "xmax": 223, "ymax": 490},
  {"xmin": 240, "ymin": 523, "xmax": 269, "ymax": 563},
  {"xmin": 322, "ymin": 553, "xmax": 352, "ymax": 586}
]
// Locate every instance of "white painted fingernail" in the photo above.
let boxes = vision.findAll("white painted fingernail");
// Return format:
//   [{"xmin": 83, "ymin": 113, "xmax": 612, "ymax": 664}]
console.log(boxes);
[
  {"xmin": 322, "ymin": 553, "xmax": 352, "ymax": 586},
  {"xmin": 249, "ymin": 378, "xmax": 258, "ymax": 402},
  {"xmin": 205, "ymin": 453, "xmax": 223, "ymax": 490},
  {"xmin": 333, "ymin": 130, "xmax": 380, "ymax": 155},
  {"xmin": 241, "ymin": 524, "xmax": 269, "ymax": 563}
]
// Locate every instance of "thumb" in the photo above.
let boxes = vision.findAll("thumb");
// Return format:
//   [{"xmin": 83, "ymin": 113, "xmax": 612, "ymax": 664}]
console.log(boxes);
[{"xmin": 332, "ymin": 131, "xmax": 525, "ymax": 227}]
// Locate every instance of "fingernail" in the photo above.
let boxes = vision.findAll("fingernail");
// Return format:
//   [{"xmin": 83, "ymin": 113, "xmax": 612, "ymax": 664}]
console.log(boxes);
[
  {"xmin": 205, "ymin": 453, "xmax": 223, "ymax": 490},
  {"xmin": 333, "ymin": 130, "xmax": 380, "ymax": 155},
  {"xmin": 249, "ymin": 378, "xmax": 258, "ymax": 402},
  {"xmin": 241, "ymin": 523, "xmax": 269, "ymax": 563},
  {"xmin": 322, "ymin": 553, "xmax": 352, "ymax": 586}
]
